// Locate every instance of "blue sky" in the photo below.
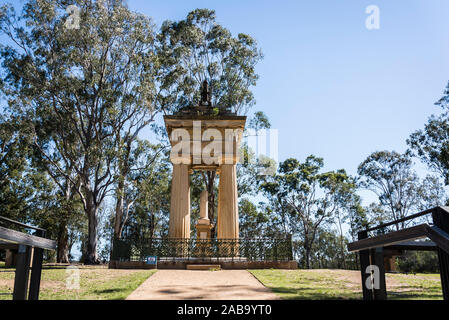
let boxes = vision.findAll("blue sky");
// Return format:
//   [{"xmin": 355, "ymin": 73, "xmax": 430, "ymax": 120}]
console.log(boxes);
[{"xmin": 128, "ymin": 0, "xmax": 449, "ymax": 179}]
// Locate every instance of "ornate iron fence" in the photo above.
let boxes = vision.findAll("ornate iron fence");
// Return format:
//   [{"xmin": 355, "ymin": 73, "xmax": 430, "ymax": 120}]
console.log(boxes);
[{"xmin": 111, "ymin": 236, "xmax": 293, "ymax": 262}]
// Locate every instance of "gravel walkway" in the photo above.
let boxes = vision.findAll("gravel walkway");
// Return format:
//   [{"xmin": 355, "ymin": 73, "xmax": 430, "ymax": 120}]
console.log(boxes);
[{"xmin": 126, "ymin": 270, "xmax": 279, "ymax": 300}]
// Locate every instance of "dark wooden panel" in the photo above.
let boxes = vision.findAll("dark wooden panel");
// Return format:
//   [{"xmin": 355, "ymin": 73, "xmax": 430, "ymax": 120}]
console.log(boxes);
[
  {"xmin": 0, "ymin": 226, "xmax": 56, "ymax": 250},
  {"xmin": 385, "ymin": 240, "xmax": 437, "ymax": 251},
  {"xmin": 350, "ymin": 207, "xmax": 449, "ymax": 301},
  {"xmin": 0, "ymin": 216, "xmax": 45, "ymax": 232},
  {"xmin": 383, "ymin": 249, "xmax": 403, "ymax": 256},
  {"xmin": 372, "ymin": 248, "xmax": 387, "ymax": 300},
  {"xmin": 348, "ymin": 224, "xmax": 428, "ymax": 252},
  {"xmin": 12, "ymin": 245, "xmax": 31, "ymax": 300},
  {"xmin": 358, "ymin": 231, "xmax": 373, "ymax": 300},
  {"xmin": 432, "ymin": 207, "xmax": 449, "ymax": 300},
  {"xmin": 28, "ymin": 247, "xmax": 44, "ymax": 300},
  {"xmin": 363, "ymin": 206, "xmax": 449, "ymax": 233},
  {"xmin": 0, "ymin": 242, "xmax": 19, "ymax": 250},
  {"xmin": 28, "ymin": 229, "xmax": 45, "ymax": 300},
  {"xmin": 425, "ymin": 225, "xmax": 449, "ymax": 254}
]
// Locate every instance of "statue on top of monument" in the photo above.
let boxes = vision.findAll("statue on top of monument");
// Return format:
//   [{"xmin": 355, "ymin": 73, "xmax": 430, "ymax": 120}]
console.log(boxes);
[{"xmin": 200, "ymin": 80, "xmax": 211, "ymax": 106}]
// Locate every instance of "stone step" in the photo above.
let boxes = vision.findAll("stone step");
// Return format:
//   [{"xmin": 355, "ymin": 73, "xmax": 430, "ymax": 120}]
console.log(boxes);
[{"xmin": 186, "ymin": 264, "xmax": 221, "ymax": 270}]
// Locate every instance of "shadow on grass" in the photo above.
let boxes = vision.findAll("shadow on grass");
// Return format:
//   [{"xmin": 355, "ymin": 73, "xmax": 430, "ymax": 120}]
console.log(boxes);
[
  {"xmin": 389, "ymin": 293, "xmax": 442, "ymax": 300},
  {"xmin": 92, "ymin": 288, "xmax": 127, "ymax": 294},
  {"xmin": 388, "ymin": 289, "xmax": 442, "ymax": 300},
  {"xmin": 268, "ymin": 285, "xmax": 442, "ymax": 300},
  {"xmin": 42, "ymin": 266, "xmax": 107, "ymax": 270},
  {"xmin": 268, "ymin": 286, "xmax": 359, "ymax": 300}
]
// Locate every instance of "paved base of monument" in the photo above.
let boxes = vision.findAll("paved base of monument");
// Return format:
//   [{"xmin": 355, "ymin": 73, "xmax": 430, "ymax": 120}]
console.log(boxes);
[{"xmin": 109, "ymin": 259, "xmax": 297, "ymax": 269}]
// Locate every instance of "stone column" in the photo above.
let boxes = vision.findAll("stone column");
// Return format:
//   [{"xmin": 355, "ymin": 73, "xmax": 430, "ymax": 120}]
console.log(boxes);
[
  {"xmin": 217, "ymin": 164, "xmax": 239, "ymax": 239},
  {"xmin": 198, "ymin": 190, "xmax": 209, "ymax": 225},
  {"xmin": 168, "ymin": 163, "xmax": 191, "ymax": 238},
  {"xmin": 196, "ymin": 190, "xmax": 213, "ymax": 240}
]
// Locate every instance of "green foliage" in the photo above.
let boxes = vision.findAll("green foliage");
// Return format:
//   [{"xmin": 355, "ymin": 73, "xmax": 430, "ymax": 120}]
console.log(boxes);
[
  {"xmin": 119, "ymin": 145, "xmax": 171, "ymax": 240},
  {"xmin": 358, "ymin": 151, "xmax": 418, "ymax": 219},
  {"xmin": 0, "ymin": 113, "xmax": 85, "ymax": 262},
  {"xmin": 0, "ymin": 0, "xmax": 160, "ymax": 263},
  {"xmin": 239, "ymin": 198, "xmax": 271, "ymax": 238},
  {"xmin": 156, "ymin": 8, "xmax": 263, "ymax": 115},
  {"xmin": 408, "ymin": 81, "xmax": 449, "ymax": 185},
  {"xmin": 248, "ymin": 111, "xmax": 271, "ymax": 131},
  {"xmin": 397, "ymin": 251, "xmax": 440, "ymax": 273},
  {"xmin": 260, "ymin": 155, "xmax": 357, "ymax": 268},
  {"xmin": 0, "ymin": 2, "xmax": 264, "ymax": 263},
  {"xmin": 346, "ymin": 194, "xmax": 368, "ymax": 241},
  {"xmin": 358, "ymin": 150, "xmax": 446, "ymax": 229},
  {"xmin": 0, "ymin": 115, "xmax": 33, "ymax": 220}
]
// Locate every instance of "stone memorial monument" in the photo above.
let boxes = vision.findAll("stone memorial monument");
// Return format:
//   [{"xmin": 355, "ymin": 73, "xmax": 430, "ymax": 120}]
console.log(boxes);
[{"xmin": 164, "ymin": 81, "xmax": 246, "ymax": 240}]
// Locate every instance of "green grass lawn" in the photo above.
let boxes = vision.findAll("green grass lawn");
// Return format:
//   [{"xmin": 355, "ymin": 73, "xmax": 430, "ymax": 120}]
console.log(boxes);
[
  {"xmin": 386, "ymin": 273, "xmax": 443, "ymax": 300},
  {"xmin": 250, "ymin": 269, "xmax": 443, "ymax": 300},
  {"xmin": 0, "ymin": 263, "xmax": 156, "ymax": 300},
  {"xmin": 0, "ymin": 263, "xmax": 442, "ymax": 300}
]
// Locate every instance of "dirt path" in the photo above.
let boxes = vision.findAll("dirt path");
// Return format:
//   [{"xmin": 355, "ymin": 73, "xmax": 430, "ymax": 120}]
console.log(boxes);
[{"xmin": 126, "ymin": 270, "xmax": 279, "ymax": 300}]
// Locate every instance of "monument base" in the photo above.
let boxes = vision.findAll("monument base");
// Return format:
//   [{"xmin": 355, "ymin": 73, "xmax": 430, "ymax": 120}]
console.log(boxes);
[
  {"xmin": 196, "ymin": 223, "xmax": 213, "ymax": 239},
  {"xmin": 109, "ymin": 259, "xmax": 298, "ymax": 270}
]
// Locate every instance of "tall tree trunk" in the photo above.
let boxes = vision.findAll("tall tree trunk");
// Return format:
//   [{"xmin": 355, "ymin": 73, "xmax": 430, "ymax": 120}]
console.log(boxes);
[
  {"xmin": 57, "ymin": 222, "xmax": 70, "ymax": 263},
  {"xmin": 305, "ymin": 245, "xmax": 311, "ymax": 269},
  {"xmin": 303, "ymin": 231, "xmax": 311, "ymax": 269},
  {"xmin": 85, "ymin": 192, "xmax": 99, "ymax": 264},
  {"xmin": 114, "ymin": 142, "xmax": 131, "ymax": 240},
  {"xmin": 337, "ymin": 218, "xmax": 346, "ymax": 269},
  {"xmin": 114, "ymin": 177, "xmax": 125, "ymax": 240},
  {"xmin": 57, "ymin": 178, "xmax": 73, "ymax": 263},
  {"xmin": 339, "ymin": 236, "xmax": 346, "ymax": 269}
]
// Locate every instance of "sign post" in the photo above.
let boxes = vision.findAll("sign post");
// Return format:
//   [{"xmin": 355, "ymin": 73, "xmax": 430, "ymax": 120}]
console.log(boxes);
[{"xmin": 146, "ymin": 256, "xmax": 157, "ymax": 268}]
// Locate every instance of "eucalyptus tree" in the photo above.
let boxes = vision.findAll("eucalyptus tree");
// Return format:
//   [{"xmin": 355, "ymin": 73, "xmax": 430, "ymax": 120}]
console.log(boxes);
[
  {"xmin": 408, "ymin": 81, "xmax": 449, "ymax": 185},
  {"xmin": 248, "ymin": 111, "xmax": 271, "ymax": 132},
  {"xmin": 261, "ymin": 156, "xmax": 353, "ymax": 269},
  {"xmin": 0, "ymin": 115, "xmax": 33, "ymax": 221},
  {"xmin": 238, "ymin": 198, "xmax": 272, "ymax": 238},
  {"xmin": 358, "ymin": 151, "xmax": 419, "ymax": 230},
  {"xmin": 346, "ymin": 194, "xmax": 368, "ymax": 241},
  {"xmin": 319, "ymin": 169, "xmax": 357, "ymax": 269},
  {"xmin": 156, "ymin": 8, "xmax": 263, "ymax": 234},
  {"xmin": 342, "ymin": 193, "xmax": 368, "ymax": 268},
  {"xmin": 156, "ymin": 8, "xmax": 262, "ymax": 115},
  {"xmin": 417, "ymin": 175, "xmax": 447, "ymax": 211},
  {"xmin": 312, "ymin": 228, "xmax": 343, "ymax": 269},
  {"xmin": 114, "ymin": 140, "xmax": 169, "ymax": 240},
  {"xmin": 357, "ymin": 151, "xmax": 445, "ymax": 230},
  {"xmin": 117, "ymin": 143, "xmax": 171, "ymax": 241},
  {"xmin": 0, "ymin": 114, "xmax": 84, "ymax": 262},
  {"xmin": 0, "ymin": 0, "xmax": 158, "ymax": 263}
]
